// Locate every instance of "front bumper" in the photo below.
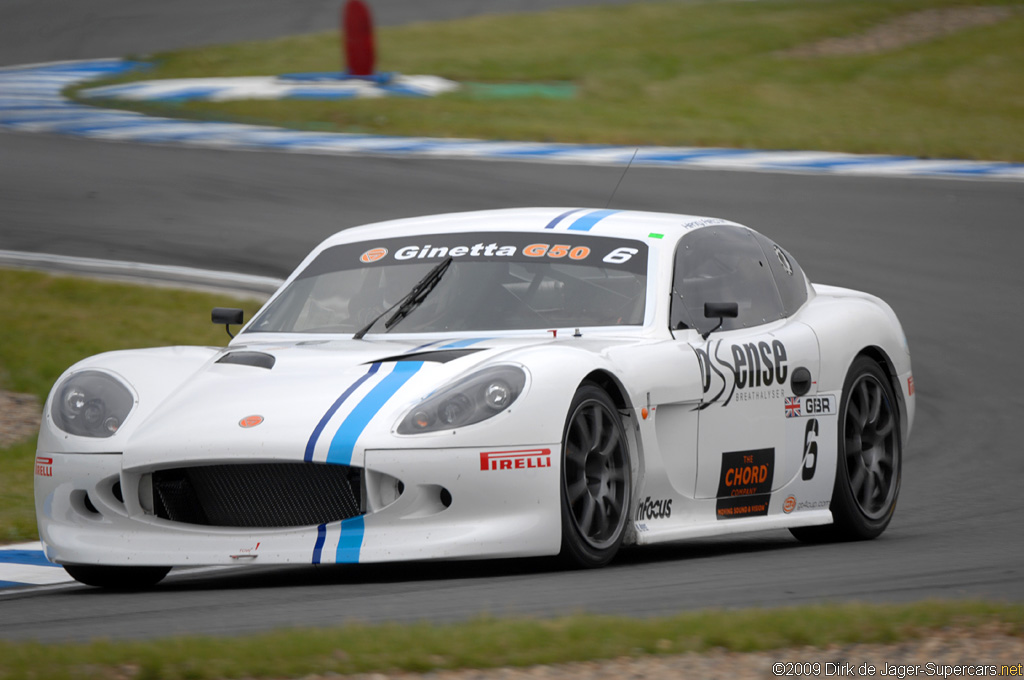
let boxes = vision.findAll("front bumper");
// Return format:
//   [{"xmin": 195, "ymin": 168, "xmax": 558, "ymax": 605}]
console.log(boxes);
[{"xmin": 35, "ymin": 445, "xmax": 561, "ymax": 567}]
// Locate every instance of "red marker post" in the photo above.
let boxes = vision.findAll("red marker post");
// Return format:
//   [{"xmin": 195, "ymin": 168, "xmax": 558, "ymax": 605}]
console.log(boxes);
[{"xmin": 343, "ymin": 0, "xmax": 375, "ymax": 77}]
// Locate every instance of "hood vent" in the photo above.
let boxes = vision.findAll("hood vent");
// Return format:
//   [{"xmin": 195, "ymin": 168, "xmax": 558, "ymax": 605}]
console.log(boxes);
[
  {"xmin": 217, "ymin": 351, "xmax": 276, "ymax": 370},
  {"xmin": 375, "ymin": 348, "xmax": 483, "ymax": 364}
]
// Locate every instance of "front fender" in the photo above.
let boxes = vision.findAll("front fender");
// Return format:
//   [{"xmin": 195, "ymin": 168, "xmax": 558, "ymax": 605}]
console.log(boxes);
[{"xmin": 37, "ymin": 346, "xmax": 221, "ymax": 454}]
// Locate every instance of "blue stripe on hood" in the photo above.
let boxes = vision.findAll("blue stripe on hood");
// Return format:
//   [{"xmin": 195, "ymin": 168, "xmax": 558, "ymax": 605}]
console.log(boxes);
[
  {"xmin": 326, "ymin": 361, "xmax": 424, "ymax": 466},
  {"xmin": 305, "ymin": 362, "xmax": 382, "ymax": 462}
]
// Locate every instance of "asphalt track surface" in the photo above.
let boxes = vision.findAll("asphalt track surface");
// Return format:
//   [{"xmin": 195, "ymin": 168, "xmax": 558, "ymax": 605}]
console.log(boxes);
[{"xmin": 1, "ymin": 0, "xmax": 1023, "ymax": 643}]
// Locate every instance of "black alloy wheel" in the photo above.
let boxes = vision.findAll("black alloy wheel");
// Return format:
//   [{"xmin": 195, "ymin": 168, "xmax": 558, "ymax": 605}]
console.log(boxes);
[
  {"xmin": 792, "ymin": 356, "xmax": 902, "ymax": 542},
  {"xmin": 559, "ymin": 383, "xmax": 632, "ymax": 567}
]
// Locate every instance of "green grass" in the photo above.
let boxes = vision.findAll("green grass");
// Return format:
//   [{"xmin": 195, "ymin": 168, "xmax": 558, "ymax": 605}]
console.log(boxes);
[
  {"xmin": 69, "ymin": 0, "xmax": 1024, "ymax": 160},
  {"xmin": 0, "ymin": 439, "xmax": 38, "ymax": 543},
  {"xmin": 0, "ymin": 269, "xmax": 264, "ymax": 543},
  {"xmin": 0, "ymin": 601, "xmax": 1021, "ymax": 679}
]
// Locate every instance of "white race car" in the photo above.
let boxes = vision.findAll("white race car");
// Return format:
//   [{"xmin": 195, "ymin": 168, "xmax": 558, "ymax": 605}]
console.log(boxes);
[{"xmin": 35, "ymin": 208, "xmax": 914, "ymax": 588}]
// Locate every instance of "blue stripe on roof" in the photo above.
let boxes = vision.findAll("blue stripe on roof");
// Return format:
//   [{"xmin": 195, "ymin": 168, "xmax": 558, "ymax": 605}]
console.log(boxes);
[
  {"xmin": 312, "ymin": 523, "xmax": 327, "ymax": 564},
  {"xmin": 439, "ymin": 338, "xmax": 491, "ymax": 349},
  {"xmin": 326, "ymin": 362, "xmax": 423, "ymax": 465},
  {"xmin": 0, "ymin": 550, "xmax": 56, "ymax": 567},
  {"xmin": 543, "ymin": 208, "xmax": 585, "ymax": 230},
  {"xmin": 304, "ymin": 363, "xmax": 382, "ymax": 462},
  {"xmin": 0, "ymin": 580, "xmax": 26, "ymax": 589},
  {"xmin": 567, "ymin": 209, "xmax": 620, "ymax": 231},
  {"xmin": 335, "ymin": 515, "xmax": 365, "ymax": 563}
]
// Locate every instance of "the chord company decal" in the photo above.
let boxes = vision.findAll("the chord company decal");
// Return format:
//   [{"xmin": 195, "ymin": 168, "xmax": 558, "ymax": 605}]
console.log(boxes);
[{"xmin": 715, "ymin": 448, "xmax": 774, "ymax": 520}]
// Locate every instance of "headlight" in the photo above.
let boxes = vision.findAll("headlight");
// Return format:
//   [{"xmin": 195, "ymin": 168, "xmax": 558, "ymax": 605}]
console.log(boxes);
[
  {"xmin": 51, "ymin": 371, "xmax": 135, "ymax": 438},
  {"xmin": 398, "ymin": 365, "xmax": 526, "ymax": 434}
]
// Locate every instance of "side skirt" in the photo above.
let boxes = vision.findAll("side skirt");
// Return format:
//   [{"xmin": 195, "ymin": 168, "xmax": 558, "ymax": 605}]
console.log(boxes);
[{"xmin": 633, "ymin": 509, "xmax": 832, "ymax": 545}]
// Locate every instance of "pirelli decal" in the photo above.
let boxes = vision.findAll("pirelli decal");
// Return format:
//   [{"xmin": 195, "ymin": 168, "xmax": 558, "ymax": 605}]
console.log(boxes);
[
  {"xmin": 480, "ymin": 448, "xmax": 552, "ymax": 471},
  {"xmin": 716, "ymin": 448, "xmax": 774, "ymax": 520}
]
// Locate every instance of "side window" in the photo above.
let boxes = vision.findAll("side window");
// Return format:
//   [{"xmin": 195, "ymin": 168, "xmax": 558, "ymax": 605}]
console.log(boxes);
[
  {"xmin": 753, "ymin": 232, "xmax": 808, "ymax": 316},
  {"xmin": 670, "ymin": 225, "xmax": 785, "ymax": 333}
]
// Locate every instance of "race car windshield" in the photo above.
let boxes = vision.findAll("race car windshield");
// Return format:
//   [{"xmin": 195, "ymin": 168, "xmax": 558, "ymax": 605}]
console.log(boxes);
[{"xmin": 245, "ymin": 232, "xmax": 648, "ymax": 334}]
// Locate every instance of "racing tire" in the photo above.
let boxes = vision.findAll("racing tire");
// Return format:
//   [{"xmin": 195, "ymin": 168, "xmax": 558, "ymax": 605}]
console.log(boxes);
[
  {"xmin": 559, "ymin": 383, "xmax": 632, "ymax": 568},
  {"xmin": 64, "ymin": 564, "xmax": 171, "ymax": 589},
  {"xmin": 791, "ymin": 356, "xmax": 901, "ymax": 543}
]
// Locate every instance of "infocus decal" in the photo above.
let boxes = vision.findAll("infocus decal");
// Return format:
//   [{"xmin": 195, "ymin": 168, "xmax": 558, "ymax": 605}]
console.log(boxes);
[{"xmin": 635, "ymin": 496, "xmax": 673, "ymax": 521}]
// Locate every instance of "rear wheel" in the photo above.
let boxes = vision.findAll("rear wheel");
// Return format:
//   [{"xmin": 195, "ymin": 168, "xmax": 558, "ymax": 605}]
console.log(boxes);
[
  {"xmin": 791, "ymin": 356, "xmax": 901, "ymax": 542},
  {"xmin": 559, "ymin": 384, "xmax": 632, "ymax": 568},
  {"xmin": 64, "ymin": 564, "xmax": 171, "ymax": 589}
]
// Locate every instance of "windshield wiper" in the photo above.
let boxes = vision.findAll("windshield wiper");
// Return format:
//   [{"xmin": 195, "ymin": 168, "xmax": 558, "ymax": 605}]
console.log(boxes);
[{"xmin": 353, "ymin": 256, "xmax": 453, "ymax": 340}]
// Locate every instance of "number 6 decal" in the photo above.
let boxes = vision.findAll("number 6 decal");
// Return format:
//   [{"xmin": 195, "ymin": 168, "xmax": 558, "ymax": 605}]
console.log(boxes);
[
  {"xmin": 603, "ymin": 247, "xmax": 639, "ymax": 264},
  {"xmin": 802, "ymin": 418, "xmax": 818, "ymax": 481}
]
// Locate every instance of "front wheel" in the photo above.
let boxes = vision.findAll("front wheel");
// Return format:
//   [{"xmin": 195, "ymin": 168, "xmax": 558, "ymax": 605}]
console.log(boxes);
[
  {"xmin": 64, "ymin": 564, "xmax": 171, "ymax": 589},
  {"xmin": 791, "ymin": 356, "xmax": 901, "ymax": 543},
  {"xmin": 559, "ymin": 384, "xmax": 632, "ymax": 568}
]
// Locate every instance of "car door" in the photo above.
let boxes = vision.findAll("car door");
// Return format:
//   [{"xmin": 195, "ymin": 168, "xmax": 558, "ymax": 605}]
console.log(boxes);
[{"xmin": 669, "ymin": 224, "xmax": 820, "ymax": 519}]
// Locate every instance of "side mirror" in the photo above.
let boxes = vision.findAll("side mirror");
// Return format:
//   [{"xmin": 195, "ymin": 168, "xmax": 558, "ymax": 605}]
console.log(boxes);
[
  {"xmin": 701, "ymin": 302, "xmax": 738, "ymax": 340},
  {"xmin": 212, "ymin": 307, "xmax": 244, "ymax": 339}
]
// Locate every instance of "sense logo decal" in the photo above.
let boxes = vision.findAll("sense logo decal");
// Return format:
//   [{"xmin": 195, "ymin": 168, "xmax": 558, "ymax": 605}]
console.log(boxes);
[
  {"xmin": 480, "ymin": 449, "xmax": 551, "ymax": 471},
  {"xmin": 715, "ymin": 448, "xmax": 774, "ymax": 520},
  {"xmin": 695, "ymin": 339, "xmax": 789, "ymax": 409}
]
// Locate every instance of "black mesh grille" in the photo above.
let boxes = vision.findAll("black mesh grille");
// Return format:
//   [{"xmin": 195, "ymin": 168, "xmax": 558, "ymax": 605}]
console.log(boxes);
[{"xmin": 152, "ymin": 463, "xmax": 362, "ymax": 528}]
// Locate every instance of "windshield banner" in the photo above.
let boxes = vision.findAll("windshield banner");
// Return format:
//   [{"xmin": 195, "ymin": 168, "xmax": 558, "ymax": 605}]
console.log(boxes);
[{"xmin": 300, "ymin": 232, "xmax": 649, "ymax": 278}]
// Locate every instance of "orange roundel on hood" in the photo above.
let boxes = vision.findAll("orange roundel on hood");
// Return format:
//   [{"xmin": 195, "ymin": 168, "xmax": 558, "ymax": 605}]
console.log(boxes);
[{"xmin": 239, "ymin": 415, "xmax": 264, "ymax": 428}]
